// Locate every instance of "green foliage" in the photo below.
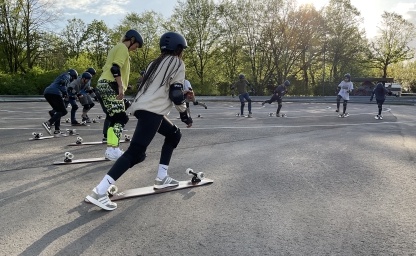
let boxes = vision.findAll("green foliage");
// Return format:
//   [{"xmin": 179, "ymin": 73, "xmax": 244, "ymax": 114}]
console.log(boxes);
[{"xmin": 0, "ymin": 69, "xmax": 62, "ymax": 95}]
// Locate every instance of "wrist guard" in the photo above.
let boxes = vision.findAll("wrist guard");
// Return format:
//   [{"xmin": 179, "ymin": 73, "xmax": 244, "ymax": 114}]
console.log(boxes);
[{"xmin": 179, "ymin": 111, "xmax": 193, "ymax": 125}]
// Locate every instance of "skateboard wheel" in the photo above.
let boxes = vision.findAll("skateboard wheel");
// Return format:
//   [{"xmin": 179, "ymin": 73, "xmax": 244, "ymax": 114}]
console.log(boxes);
[
  {"xmin": 196, "ymin": 172, "xmax": 205, "ymax": 180},
  {"xmin": 77, "ymin": 136, "xmax": 83, "ymax": 142},
  {"xmin": 107, "ymin": 185, "xmax": 118, "ymax": 196},
  {"xmin": 72, "ymin": 129, "xmax": 76, "ymax": 133},
  {"xmin": 39, "ymin": 133, "xmax": 43, "ymax": 137},
  {"xmin": 32, "ymin": 132, "xmax": 37, "ymax": 136},
  {"xmin": 186, "ymin": 168, "xmax": 194, "ymax": 175},
  {"xmin": 64, "ymin": 152, "xmax": 74, "ymax": 159},
  {"xmin": 124, "ymin": 134, "xmax": 131, "ymax": 140}
]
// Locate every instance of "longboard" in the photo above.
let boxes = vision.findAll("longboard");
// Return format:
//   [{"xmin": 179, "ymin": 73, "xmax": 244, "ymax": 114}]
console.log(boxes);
[
  {"xmin": 53, "ymin": 157, "xmax": 109, "ymax": 165},
  {"xmin": 29, "ymin": 136, "xmax": 55, "ymax": 140},
  {"xmin": 85, "ymin": 178, "xmax": 214, "ymax": 202},
  {"xmin": 29, "ymin": 132, "xmax": 67, "ymax": 140},
  {"xmin": 68, "ymin": 140, "xmax": 130, "ymax": 146}
]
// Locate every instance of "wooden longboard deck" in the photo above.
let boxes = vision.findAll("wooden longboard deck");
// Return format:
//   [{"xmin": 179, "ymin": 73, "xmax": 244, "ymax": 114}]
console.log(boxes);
[
  {"xmin": 53, "ymin": 157, "xmax": 110, "ymax": 165},
  {"xmin": 68, "ymin": 140, "xmax": 130, "ymax": 146},
  {"xmin": 109, "ymin": 178, "xmax": 214, "ymax": 201}
]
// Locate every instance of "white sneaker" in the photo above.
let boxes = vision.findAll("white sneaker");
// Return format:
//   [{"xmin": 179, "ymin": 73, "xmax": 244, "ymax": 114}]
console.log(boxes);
[
  {"xmin": 105, "ymin": 148, "xmax": 120, "ymax": 161},
  {"xmin": 114, "ymin": 148, "xmax": 124, "ymax": 157}
]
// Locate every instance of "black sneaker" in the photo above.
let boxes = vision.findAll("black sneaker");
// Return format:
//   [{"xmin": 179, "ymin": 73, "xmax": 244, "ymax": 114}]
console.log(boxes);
[
  {"xmin": 42, "ymin": 122, "xmax": 52, "ymax": 135},
  {"xmin": 102, "ymin": 137, "xmax": 107, "ymax": 143}
]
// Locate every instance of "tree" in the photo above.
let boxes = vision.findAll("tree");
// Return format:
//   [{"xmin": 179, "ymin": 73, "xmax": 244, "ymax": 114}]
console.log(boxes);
[
  {"xmin": 369, "ymin": 11, "xmax": 416, "ymax": 78},
  {"xmin": 0, "ymin": 0, "xmax": 58, "ymax": 73},
  {"xmin": 172, "ymin": 0, "xmax": 222, "ymax": 93},
  {"xmin": 85, "ymin": 20, "xmax": 112, "ymax": 69},
  {"xmin": 323, "ymin": 0, "xmax": 368, "ymax": 82},
  {"xmin": 61, "ymin": 18, "xmax": 88, "ymax": 60},
  {"xmin": 21, "ymin": 0, "xmax": 59, "ymax": 70}
]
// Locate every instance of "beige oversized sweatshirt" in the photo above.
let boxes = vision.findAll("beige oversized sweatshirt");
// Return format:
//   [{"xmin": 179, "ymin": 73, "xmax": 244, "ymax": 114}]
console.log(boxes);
[{"xmin": 129, "ymin": 56, "xmax": 187, "ymax": 116}]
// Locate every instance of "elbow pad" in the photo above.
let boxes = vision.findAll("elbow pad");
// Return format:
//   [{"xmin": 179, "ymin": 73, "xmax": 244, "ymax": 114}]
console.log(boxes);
[
  {"xmin": 110, "ymin": 64, "xmax": 121, "ymax": 78},
  {"xmin": 169, "ymin": 83, "xmax": 185, "ymax": 105}
]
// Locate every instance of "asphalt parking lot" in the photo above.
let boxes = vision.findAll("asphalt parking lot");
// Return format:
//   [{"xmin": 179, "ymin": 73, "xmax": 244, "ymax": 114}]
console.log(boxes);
[{"xmin": 1, "ymin": 99, "xmax": 416, "ymax": 255}]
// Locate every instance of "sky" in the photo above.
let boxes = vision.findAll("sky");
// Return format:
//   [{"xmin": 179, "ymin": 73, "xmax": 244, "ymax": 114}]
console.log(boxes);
[{"xmin": 52, "ymin": 0, "xmax": 416, "ymax": 40}]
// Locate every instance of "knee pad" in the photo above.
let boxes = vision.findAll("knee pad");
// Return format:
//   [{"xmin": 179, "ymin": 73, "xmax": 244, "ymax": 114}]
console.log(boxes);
[
  {"xmin": 164, "ymin": 125, "xmax": 182, "ymax": 149},
  {"xmin": 112, "ymin": 112, "xmax": 129, "ymax": 126},
  {"xmin": 241, "ymin": 102, "xmax": 245, "ymax": 107},
  {"xmin": 247, "ymin": 98, "xmax": 252, "ymax": 102},
  {"xmin": 343, "ymin": 101, "xmax": 348, "ymax": 107},
  {"xmin": 90, "ymin": 102, "xmax": 95, "ymax": 109},
  {"xmin": 72, "ymin": 104, "xmax": 79, "ymax": 111},
  {"xmin": 83, "ymin": 104, "xmax": 90, "ymax": 111},
  {"xmin": 278, "ymin": 103, "xmax": 282, "ymax": 107}
]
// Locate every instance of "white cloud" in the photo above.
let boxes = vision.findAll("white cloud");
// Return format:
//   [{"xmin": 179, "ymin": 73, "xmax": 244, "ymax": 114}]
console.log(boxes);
[{"xmin": 45, "ymin": 0, "xmax": 130, "ymax": 16}]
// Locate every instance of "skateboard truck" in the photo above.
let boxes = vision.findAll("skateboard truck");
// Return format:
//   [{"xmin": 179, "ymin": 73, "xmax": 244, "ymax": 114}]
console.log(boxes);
[
  {"xmin": 197, "ymin": 114, "xmax": 203, "ymax": 118},
  {"xmin": 97, "ymin": 115, "xmax": 103, "ymax": 119},
  {"xmin": 107, "ymin": 185, "xmax": 118, "ymax": 196},
  {"xmin": 75, "ymin": 136, "xmax": 83, "ymax": 144},
  {"xmin": 124, "ymin": 134, "xmax": 131, "ymax": 141},
  {"xmin": 186, "ymin": 168, "xmax": 205, "ymax": 183},
  {"xmin": 92, "ymin": 119, "xmax": 99, "ymax": 123},
  {"xmin": 66, "ymin": 129, "xmax": 77, "ymax": 135},
  {"xmin": 32, "ymin": 132, "xmax": 43, "ymax": 139},
  {"xmin": 268, "ymin": 113, "xmax": 274, "ymax": 117},
  {"xmin": 235, "ymin": 113, "xmax": 240, "ymax": 117},
  {"xmin": 64, "ymin": 152, "xmax": 74, "ymax": 162},
  {"xmin": 65, "ymin": 118, "xmax": 70, "ymax": 123}
]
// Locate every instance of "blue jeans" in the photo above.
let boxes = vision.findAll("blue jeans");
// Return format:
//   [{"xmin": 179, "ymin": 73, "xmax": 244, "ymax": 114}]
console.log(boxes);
[{"xmin": 238, "ymin": 93, "xmax": 252, "ymax": 114}]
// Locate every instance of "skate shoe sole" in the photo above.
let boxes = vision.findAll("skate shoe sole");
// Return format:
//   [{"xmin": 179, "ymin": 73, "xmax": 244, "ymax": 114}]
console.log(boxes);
[
  {"xmin": 42, "ymin": 123, "xmax": 52, "ymax": 135},
  {"xmin": 85, "ymin": 195, "xmax": 117, "ymax": 211}
]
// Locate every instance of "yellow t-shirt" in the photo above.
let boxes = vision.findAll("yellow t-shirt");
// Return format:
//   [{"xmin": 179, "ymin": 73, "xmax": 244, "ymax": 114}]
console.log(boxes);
[{"xmin": 99, "ymin": 42, "xmax": 130, "ymax": 92}]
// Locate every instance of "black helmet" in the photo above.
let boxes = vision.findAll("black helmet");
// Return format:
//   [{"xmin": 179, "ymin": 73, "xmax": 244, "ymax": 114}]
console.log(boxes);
[
  {"xmin": 284, "ymin": 80, "xmax": 290, "ymax": 86},
  {"xmin": 344, "ymin": 73, "xmax": 351, "ymax": 80},
  {"xmin": 239, "ymin": 74, "xmax": 245, "ymax": 79},
  {"xmin": 67, "ymin": 69, "xmax": 78, "ymax": 81},
  {"xmin": 159, "ymin": 32, "xmax": 187, "ymax": 51},
  {"xmin": 81, "ymin": 72, "xmax": 92, "ymax": 80},
  {"xmin": 125, "ymin": 29, "xmax": 143, "ymax": 48},
  {"xmin": 86, "ymin": 67, "xmax": 96, "ymax": 76}
]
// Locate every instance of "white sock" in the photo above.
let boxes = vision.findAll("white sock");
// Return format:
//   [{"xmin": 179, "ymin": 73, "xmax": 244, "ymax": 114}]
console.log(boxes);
[
  {"xmin": 96, "ymin": 174, "xmax": 115, "ymax": 194},
  {"xmin": 157, "ymin": 164, "xmax": 168, "ymax": 180}
]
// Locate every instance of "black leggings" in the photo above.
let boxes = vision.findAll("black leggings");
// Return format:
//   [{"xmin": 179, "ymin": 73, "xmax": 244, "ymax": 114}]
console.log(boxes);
[
  {"xmin": 376, "ymin": 99, "xmax": 385, "ymax": 115},
  {"xmin": 107, "ymin": 110, "xmax": 181, "ymax": 181},
  {"xmin": 44, "ymin": 93, "xmax": 67, "ymax": 130}
]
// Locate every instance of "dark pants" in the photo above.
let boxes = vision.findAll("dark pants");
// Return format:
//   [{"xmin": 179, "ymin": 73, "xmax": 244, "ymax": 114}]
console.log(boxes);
[
  {"xmin": 264, "ymin": 95, "xmax": 283, "ymax": 113},
  {"xmin": 44, "ymin": 94, "xmax": 68, "ymax": 130},
  {"xmin": 107, "ymin": 110, "xmax": 180, "ymax": 181},
  {"xmin": 51, "ymin": 97, "xmax": 78, "ymax": 122},
  {"xmin": 376, "ymin": 99, "xmax": 385, "ymax": 115}
]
